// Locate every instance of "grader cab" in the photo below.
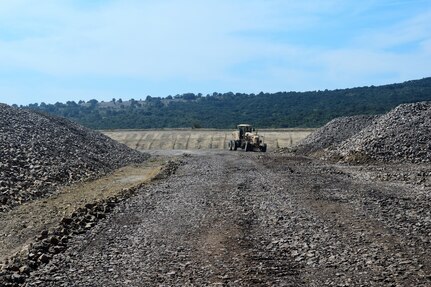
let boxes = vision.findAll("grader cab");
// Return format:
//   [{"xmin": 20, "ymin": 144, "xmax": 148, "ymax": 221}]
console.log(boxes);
[{"xmin": 228, "ymin": 124, "xmax": 267, "ymax": 152}]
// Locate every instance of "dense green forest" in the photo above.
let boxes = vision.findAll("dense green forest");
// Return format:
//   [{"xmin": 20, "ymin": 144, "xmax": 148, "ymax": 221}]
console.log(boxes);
[{"xmin": 23, "ymin": 77, "xmax": 431, "ymax": 129}]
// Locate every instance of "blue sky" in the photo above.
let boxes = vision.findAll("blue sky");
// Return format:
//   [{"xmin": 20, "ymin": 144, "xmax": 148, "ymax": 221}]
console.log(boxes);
[{"xmin": 0, "ymin": 0, "xmax": 430, "ymax": 105}]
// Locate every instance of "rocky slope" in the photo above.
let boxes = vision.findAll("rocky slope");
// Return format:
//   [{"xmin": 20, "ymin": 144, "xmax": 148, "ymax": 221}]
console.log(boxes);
[
  {"xmin": 293, "ymin": 101, "xmax": 431, "ymax": 164},
  {"xmin": 0, "ymin": 104, "xmax": 149, "ymax": 212},
  {"xmin": 294, "ymin": 115, "xmax": 378, "ymax": 155},
  {"xmin": 334, "ymin": 102, "xmax": 431, "ymax": 163}
]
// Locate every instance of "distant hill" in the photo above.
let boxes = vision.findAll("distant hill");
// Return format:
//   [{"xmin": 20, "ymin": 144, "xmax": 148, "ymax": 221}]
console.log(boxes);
[{"xmin": 23, "ymin": 77, "xmax": 431, "ymax": 129}]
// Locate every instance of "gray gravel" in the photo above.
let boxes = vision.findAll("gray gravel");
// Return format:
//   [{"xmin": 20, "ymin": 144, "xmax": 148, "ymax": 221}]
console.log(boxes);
[
  {"xmin": 294, "ymin": 115, "xmax": 379, "ymax": 155},
  {"xmin": 293, "ymin": 101, "xmax": 431, "ymax": 165},
  {"xmin": 0, "ymin": 104, "xmax": 148, "ymax": 212},
  {"xmin": 23, "ymin": 152, "xmax": 431, "ymax": 286},
  {"xmin": 334, "ymin": 101, "xmax": 431, "ymax": 163}
]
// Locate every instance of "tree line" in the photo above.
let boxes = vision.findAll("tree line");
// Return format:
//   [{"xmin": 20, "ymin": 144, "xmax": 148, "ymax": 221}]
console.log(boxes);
[{"xmin": 23, "ymin": 77, "xmax": 431, "ymax": 129}]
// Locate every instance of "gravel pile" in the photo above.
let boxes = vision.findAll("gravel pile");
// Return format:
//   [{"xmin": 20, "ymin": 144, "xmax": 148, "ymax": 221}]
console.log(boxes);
[
  {"xmin": 334, "ymin": 102, "xmax": 431, "ymax": 163},
  {"xmin": 0, "ymin": 104, "xmax": 149, "ymax": 211},
  {"xmin": 294, "ymin": 115, "xmax": 379, "ymax": 155}
]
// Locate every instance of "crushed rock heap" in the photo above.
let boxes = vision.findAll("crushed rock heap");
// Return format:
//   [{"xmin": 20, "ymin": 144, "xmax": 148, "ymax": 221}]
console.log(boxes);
[
  {"xmin": 294, "ymin": 101, "xmax": 431, "ymax": 164},
  {"xmin": 294, "ymin": 115, "xmax": 379, "ymax": 155},
  {"xmin": 335, "ymin": 101, "xmax": 431, "ymax": 163},
  {"xmin": 0, "ymin": 104, "xmax": 149, "ymax": 211}
]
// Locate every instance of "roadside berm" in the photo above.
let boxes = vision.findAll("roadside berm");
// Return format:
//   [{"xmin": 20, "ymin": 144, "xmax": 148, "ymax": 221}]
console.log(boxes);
[{"xmin": 0, "ymin": 104, "xmax": 149, "ymax": 212}]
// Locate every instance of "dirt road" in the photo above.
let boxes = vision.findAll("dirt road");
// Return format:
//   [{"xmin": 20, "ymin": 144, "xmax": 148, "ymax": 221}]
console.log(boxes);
[{"xmin": 24, "ymin": 151, "xmax": 431, "ymax": 286}]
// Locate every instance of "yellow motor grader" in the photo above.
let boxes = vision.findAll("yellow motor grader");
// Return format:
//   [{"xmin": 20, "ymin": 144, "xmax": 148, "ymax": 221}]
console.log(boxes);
[{"xmin": 228, "ymin": 124, "xmax": 267, "ymax": 152}]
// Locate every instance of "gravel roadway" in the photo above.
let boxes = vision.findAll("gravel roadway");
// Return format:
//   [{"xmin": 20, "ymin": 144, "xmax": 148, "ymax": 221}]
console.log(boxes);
[{"xmin": 24, "ymin": 151, "xmax": 430, "ymax": 286}]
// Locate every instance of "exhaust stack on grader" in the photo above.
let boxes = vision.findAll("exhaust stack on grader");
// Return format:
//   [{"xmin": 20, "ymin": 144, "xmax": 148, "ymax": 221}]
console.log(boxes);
[{"xmin": 228, "ymin": 124, "xmax": 267, "ymax": 152}]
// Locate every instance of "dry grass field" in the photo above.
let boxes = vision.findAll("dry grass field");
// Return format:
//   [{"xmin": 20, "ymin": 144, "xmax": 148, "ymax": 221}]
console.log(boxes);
[{"xmin": 102, "ymin": 129, "xmax": 315, "ymax": 151}]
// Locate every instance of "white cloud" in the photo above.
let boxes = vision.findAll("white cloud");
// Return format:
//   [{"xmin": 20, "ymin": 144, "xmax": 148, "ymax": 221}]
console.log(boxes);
[
  {"xmin": 354, "ymin": 11, "xmax": 431, "ymax": 50},
  {"xmin": 315, "ymin": 8, "xmax": 431, "ymax": 88},
  {"xmin": 0, "ymin": 0, "xmax": 430, "ymax": 105},
  {"xmin": 0, "ymin": 0, "xmax": 339, "ymax": 79}
]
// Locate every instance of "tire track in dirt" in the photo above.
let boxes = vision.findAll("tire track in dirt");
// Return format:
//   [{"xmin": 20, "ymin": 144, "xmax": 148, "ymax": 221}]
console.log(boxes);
[{"xmin": 21, "ymin": 151, "xmax": 431, "ymax": 286}]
